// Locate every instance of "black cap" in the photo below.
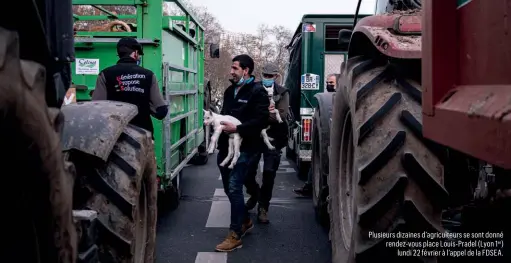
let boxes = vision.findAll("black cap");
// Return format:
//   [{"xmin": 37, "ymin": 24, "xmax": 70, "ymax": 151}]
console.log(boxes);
[{"xmin": 117, "ymin": 37, "xmax": 144, "ymax": 56}]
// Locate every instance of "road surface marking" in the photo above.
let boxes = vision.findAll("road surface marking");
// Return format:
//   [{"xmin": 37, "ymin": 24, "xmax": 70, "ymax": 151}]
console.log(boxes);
[
  {"xmin": 195, "ymin": 252, "xmax": 227, "ymax": 263},
  {"xmin": 218, "ymin": 174, "xmax": 222, "ymax": 180},
  {"xmin": 205, "ymin": 188, "xmax": 230, "ymax": 228},
  {"xmin": 277, "ymin": 167, "xmax": 296, "ymax": 173},
  {"xmin": 214, "ymin": 188, "xmax": 226, "ymax": 197},
  {"xmin": 280, "ymin": 160, "xmax": 290, "ymax": 166}
]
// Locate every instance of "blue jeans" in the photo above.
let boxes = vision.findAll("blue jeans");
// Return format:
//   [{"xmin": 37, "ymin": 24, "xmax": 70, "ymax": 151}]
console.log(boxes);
[{"xmin": 217, "ymin": 150, "xmax": 260, "ymax": 237}]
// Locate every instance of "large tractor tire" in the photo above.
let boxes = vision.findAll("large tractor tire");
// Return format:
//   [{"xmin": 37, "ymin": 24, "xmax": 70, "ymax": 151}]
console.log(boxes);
[
  {"xmin": 329, "ymin": 56, "xmax": 447, "ymax": 263},
  {"xmin": 72, "ymin": 124, "xmax": 158, "ymax": 263},
  {"xmin": 0, "ymin": 27, "xmax": 77, "ymax": 263},
  {"xmin": 311, "ymin": 94, "xmax": 333, "ymax": 229}
]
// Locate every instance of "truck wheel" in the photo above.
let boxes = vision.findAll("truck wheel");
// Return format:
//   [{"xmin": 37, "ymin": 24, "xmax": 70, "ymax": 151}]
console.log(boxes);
[
  {"xmin": 72, "ymin": 124, "xmax": 158, "ymax": 263},
  {"xmin": 189, "ymin": 142, "xmax": 209, "ymax": 165},
  {"xmin": 0, "ymin": 27, "xmax": 77, "ymax": 263},
  {"xmin": 158, "ymin": 171, "xmax": 182, "ymax": 213},
  {"xmin": 330, "ymin": 57, "xmax": 447, "ymax": 262},
  {"xmin": 169, "ymin": 171, "xmax": 182, "ymax": 210},
  {"xmin": 311, "ymin": 109, "xmax": 330, "ymax": 228}
]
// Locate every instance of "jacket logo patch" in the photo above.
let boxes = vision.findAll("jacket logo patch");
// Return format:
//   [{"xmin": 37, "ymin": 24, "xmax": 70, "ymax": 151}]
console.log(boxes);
[
  {"xmin": 238, "ymin": 99, "xmax": 248, "ymax": 103},
  {"xmin": 115, "ymin": 73, "xmax": 146, "ymax": 93}
]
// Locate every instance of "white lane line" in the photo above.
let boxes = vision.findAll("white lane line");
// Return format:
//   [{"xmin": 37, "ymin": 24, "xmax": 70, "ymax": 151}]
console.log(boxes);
[
  {"xmin": 195, "ymin": 252, "xmax": 227, "ymax": 263},
  {"xmin": 218, "ymin": 174, "xmax": 222, "ymax": 180},
  {"xmin": 214, "ymin": 188, "xmax": 226, "ymax": 197},
  {"xmin": 205, "ymin": 188, "xmax": 230, "ymax": 228},
  {"xmin": 277, "ymin": 167, "xmax": 296, "ymax": 173}
]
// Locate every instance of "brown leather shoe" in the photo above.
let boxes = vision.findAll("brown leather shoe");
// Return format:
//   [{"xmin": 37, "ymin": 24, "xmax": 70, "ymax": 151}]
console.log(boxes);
[
  {"xmin": 258, "ymin": 207, "xmax": 269, "ymax": 224},
  {"xmin": 241, "ymin": 218, "xmax": 254, "ymax": 237},
  {"xmin": 215, "ymin": 231, "xmax": 242, "ymax": 252}
]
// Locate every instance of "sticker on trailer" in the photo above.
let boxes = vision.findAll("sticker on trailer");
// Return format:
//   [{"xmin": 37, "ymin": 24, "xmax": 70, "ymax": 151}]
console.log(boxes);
[
  {"xmin": 301, "ymin": 73, "xmax": 320, "ymax": 90},
  {"xmin": 302, "ymin": 23, "xmax": 316, "ymax": 32},
  {"xmin": 76, "ymin": 58, "xmax": 99, "ymax": 75}
]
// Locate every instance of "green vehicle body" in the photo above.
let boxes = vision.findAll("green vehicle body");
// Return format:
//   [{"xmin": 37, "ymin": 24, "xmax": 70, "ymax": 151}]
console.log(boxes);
[
  {"xmin": 71, "ymin": 0, "xmax": 216, "ymax": 191},
  {"xmin": 283, "ymin": 14, "xmax": 364, "ymax": 177}
]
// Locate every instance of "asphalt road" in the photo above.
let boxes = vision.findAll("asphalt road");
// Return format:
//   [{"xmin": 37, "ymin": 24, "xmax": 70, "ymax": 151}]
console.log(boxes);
[{"xmin": 155, "ymin": 151, "xmax": 332, "ymax": 263}]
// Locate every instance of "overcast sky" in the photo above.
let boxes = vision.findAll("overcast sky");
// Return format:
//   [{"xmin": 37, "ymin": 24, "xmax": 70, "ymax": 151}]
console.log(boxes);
[{"xmin": 188, "ymin": 0, "xmax": 377, "ymax": 34}]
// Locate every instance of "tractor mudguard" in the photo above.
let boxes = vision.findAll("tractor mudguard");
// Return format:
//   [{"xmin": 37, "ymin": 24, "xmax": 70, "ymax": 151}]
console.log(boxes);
[
  {"xmin": 350, "ymin": 13, "xmax": 421, "ymax": 59},
  {"xmin": 60, "ymin": 100, "xmax": 138, "ymax": 161}
]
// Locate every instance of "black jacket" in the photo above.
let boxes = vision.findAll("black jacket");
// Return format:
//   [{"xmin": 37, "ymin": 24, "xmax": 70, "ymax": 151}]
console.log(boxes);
[
  {"xmin": 92, "ymin": 57, "xmax": 168, "ymax": 135},
  {"xmin": 218, "ymin": 77, "xmax": 270, "ymax": 153}
]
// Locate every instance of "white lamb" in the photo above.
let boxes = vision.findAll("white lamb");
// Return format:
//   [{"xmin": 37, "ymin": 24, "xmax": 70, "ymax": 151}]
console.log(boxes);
[
  {"xmin": 204, "ymin": 110, "xmax": 242, "ymax": 169},
  {"xmin": 261, "ymin": 86, "xmax": 283, "ymax": 150}
]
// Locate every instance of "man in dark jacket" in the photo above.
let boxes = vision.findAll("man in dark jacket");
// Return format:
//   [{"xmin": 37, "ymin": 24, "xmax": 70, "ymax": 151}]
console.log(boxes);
[
  {"xmin": 92, "ymin": 37, "xmax": 168, "ymax": 136},
  {"xmin": 215, "ymin": 54, "xmax": 270, "ymax": 252},
  {"xmin": 244, "ymin": 63, "xmax": 289, "ymax": 224}
]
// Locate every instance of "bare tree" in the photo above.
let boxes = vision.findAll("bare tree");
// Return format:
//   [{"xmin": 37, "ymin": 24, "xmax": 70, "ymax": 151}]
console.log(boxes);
[{"xmin": 223, "ymin": 24, "xmax": 293, "ymax": 82}]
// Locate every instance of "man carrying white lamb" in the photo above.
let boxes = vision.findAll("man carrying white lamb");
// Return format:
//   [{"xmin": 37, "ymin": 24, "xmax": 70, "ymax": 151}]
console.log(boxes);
[
  {"xmin": 214, "ymin": 54, "xmax": 270, "ymax": 252},
  {"xmin": 244, "ymin": 63, "xmax": 290, "ymax": 224}
]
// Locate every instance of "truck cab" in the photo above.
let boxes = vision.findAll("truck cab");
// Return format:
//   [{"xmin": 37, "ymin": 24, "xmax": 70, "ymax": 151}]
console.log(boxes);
[{"xmin": 283, "ymin": 14, "xmax": 361, "ymax": 179}]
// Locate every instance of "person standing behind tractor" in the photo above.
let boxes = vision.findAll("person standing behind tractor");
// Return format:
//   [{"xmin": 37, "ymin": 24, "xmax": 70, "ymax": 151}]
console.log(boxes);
[
  {"xmin": 244, "ymin": 63, "xmax": 290, "ymax": 223},
  {"xmin": 293, "ymin": 73, "xmax": 336, "ymax": 197},
  {"xmin": 214, "ymin": 54, "xmax": 270, "ymax": 252},
  {"xmin": 91, "ymin": 37, "xmax": 168, "ymax": 136}
]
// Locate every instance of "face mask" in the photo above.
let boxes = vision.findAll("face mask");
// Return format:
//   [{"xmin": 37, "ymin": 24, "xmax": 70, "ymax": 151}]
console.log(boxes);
[
  {"xmin": 237, "ymin": 71, "xmax": 246, "ymax": 85},
  {"xmin": 136, "ymin": 56, "xmax": 142, "ymax": 66},
  {"xmin": 326, "ymin": 84, "xmax": 335, "ymax": 92},
  {"xmin": 237, "ymin": 76, "xmax": 245, "ymax": 85},
  {"xmin": 262, "ymin": 78, "xmax": 274, "ymax": 87}
]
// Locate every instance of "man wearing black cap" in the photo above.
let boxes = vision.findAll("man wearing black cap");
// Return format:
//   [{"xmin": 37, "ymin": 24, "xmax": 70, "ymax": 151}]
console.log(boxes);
[
  {"xmin": 92, "ymin": 37, "xmax": 168, "ymax": 136},
  {"xmin": 244, "ymin": 63, "xmax": 290, "ymax": 224}
]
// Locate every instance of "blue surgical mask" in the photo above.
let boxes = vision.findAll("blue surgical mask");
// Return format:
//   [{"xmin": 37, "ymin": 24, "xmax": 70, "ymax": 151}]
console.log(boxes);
[
  {"xmin": 136, "ymin": 56, "xmax": 142, "ymax": 66},
  {"xmin": 262, "ymin": 78, "xmax": 274, "ymax": 87},
  {"xmin": 237, "ymin": 75, "xmax": 245, "ymax": 85}
]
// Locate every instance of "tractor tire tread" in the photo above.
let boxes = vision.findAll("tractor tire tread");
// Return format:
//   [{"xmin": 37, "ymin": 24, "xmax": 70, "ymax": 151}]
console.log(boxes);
[
  {"xmin": 80, "ymin": 124, "xmax": 157, "ymax": 263},
  {"xmin": 330, "ymin": 57, "xmax": 447, "ymax": 263}
]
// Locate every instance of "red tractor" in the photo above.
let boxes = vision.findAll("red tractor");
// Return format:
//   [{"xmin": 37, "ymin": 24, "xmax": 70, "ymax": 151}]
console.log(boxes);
[{"xmin": 309, "ymin": 0, "xmax": 511, "ymax": 262}]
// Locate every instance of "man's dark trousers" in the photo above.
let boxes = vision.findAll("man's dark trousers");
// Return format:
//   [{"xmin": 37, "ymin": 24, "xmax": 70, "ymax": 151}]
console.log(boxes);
[
  {"xmin": 245, "ymin": 147, "xmax": 283, "ymax": 210},
  {"xmin": 217, "ymin": 149, "xmax": 260, "ymax": 236}
]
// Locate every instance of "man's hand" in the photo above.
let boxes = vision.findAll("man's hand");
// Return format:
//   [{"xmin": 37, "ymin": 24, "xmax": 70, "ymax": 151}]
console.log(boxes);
[
  {"xmin": 269, "ymin": 104, "xmax": 275, "ymax": 112},
  {"xmin": 220, "ymin": 121, "xmax": 237, "ymax": 133}
]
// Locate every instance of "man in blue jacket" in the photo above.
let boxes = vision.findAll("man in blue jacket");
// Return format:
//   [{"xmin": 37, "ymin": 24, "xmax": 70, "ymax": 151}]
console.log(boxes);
[{"xmin": 214, "ymin": 54, "xmax": 269, "ymax": 252}]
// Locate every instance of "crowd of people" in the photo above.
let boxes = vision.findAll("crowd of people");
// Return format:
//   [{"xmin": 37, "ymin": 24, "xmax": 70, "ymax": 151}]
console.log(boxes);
[{"xmin": 93, "ymin": 37, "xmax": 336, "ymax": 253}]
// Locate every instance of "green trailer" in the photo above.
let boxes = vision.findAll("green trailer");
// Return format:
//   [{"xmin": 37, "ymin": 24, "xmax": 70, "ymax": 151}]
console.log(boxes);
[
  {"xmin": 71, "ymin": 0, "xmax": 219, "ymax": 208},
  {"xmin": 283, "ymin": 14, "xmax": 363, "ymax": 180}
]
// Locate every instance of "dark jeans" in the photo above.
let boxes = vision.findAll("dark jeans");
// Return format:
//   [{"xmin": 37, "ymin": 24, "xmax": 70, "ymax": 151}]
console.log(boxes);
[
  {"xmin": 217, "ymin": 150, "xmax": 260, "ymax": 237},
  {"xmin": 245, "ymin": 148, "xmax": 283, "ymax": 210}
]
